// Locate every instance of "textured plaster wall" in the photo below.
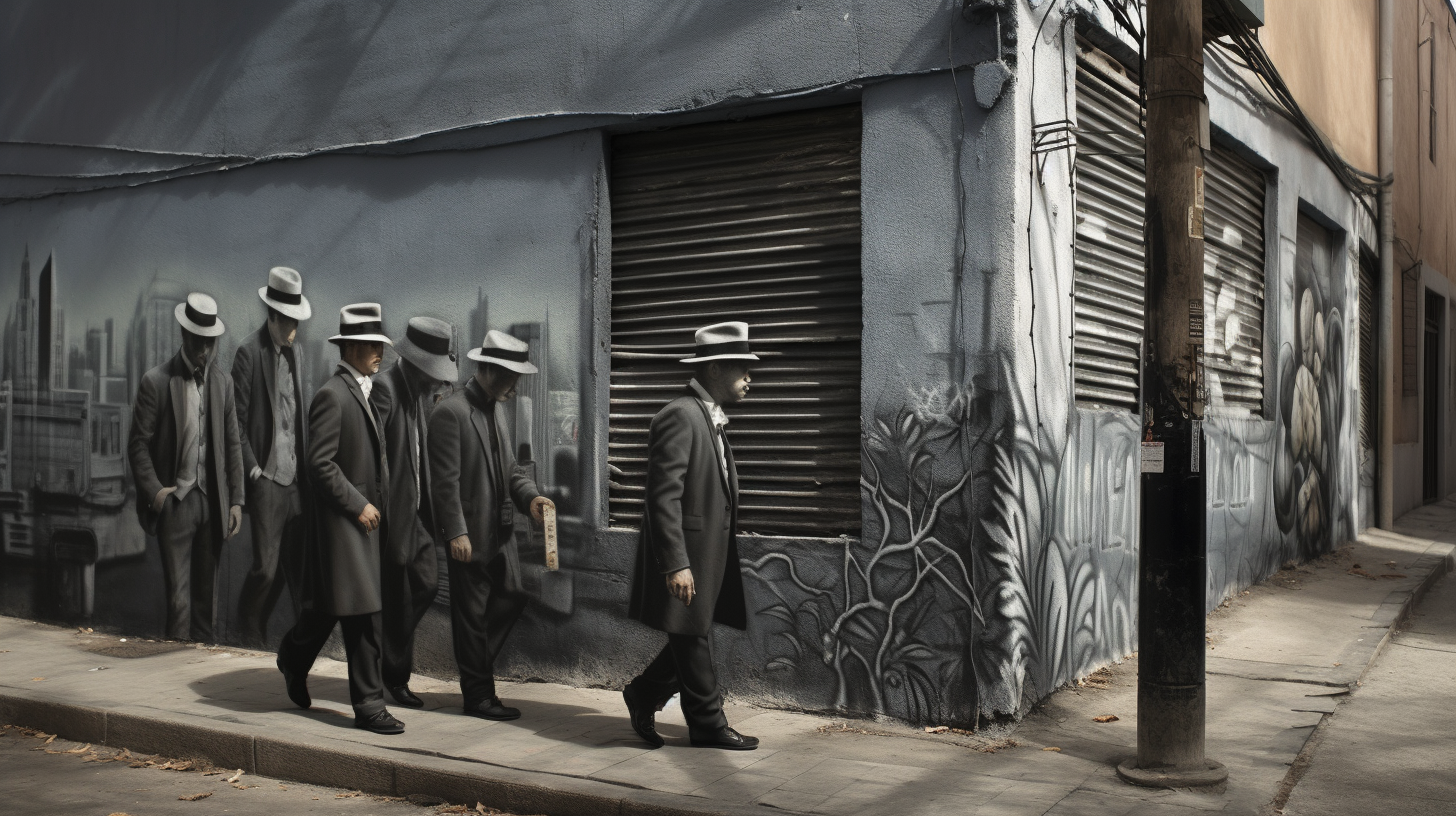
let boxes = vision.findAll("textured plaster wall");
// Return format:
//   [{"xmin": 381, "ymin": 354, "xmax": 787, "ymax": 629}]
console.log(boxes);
[{"xmin": 0, "ymin": 0, "xmax": 992, "ymax": 199}]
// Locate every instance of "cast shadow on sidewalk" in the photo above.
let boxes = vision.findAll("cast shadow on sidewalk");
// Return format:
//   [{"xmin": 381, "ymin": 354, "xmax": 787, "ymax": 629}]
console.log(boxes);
[{"xmin": 186, "ymin": 668, "xmax": 646, "ymax": 746}]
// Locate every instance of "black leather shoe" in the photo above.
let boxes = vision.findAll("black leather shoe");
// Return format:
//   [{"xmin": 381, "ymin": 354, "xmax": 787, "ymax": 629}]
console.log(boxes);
[
  {"xmin": 388, "ymin": 685, "xmax": 425, "ymax": 708},
  {"xmin": 355, "ymin": 709, "xmax": 405, "ymax": 735},
  {"xmin": 463, "ymin": 698, "xmax": 521, "ymax": 721},
  {"xmin": 276, "ymin": 655, "xmax": 310, "ymax": 710},
  {"xmin": 690, "ymin": 726, "xmax": 759, "ymax": 751},
  {"xmin": 623, "ymin": 686, "xmax": 664, "ymax": 748}
]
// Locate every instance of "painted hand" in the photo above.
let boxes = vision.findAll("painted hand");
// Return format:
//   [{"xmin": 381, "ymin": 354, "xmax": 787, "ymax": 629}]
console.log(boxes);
[
  {"xmin": 530, "ymin": 496, "xmax": 554, "ymax": 523},
  {"xmin": 667, "ymin": 568, "xmax": 696, "ymax": 606},
  {"xmin": 152, "ymin": 486, "xmax": 177, "ymax": 513},
  {"xmin": 358, "ymin": 503, "xmax": 381, "ymax": 533},
  {"xmin": 227, "ymin": 506, "xmax": 243, "ymax": 539},
  {"xmin": 449, "ymin": 535, "xmax": 472, "ymax": 562}
]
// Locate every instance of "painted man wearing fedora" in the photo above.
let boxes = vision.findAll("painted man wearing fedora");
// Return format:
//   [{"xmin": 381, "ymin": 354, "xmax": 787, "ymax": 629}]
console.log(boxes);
[
  {"xmin": 277, "ymin": 303, "xmax": 404, "ymax": 735},
  {"xmin": 370, "ymin": 316, "xmax": 457, "ymax": 709},
  {"xmin": 624, "ymin": 321, "xmax": 759, "ymax": 750},
  {"xmin": 428, "ymin": 330, "xmax": 553, "ymax": 721},
  {"xmin": 127, "ymin": 293, "xmax": 245, "ymax": 643},
  {"xmin": 231, "ymin": 267, "xmax": 312, "ymax": 648}
]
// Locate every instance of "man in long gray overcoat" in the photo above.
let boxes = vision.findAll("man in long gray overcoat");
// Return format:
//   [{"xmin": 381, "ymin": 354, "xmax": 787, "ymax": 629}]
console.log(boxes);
[
  {"xmin": 429, "ymin": 329, "xmax": 553, "ymax": 721},
  {"xmin": 624, "ymin": 321, "xmax": 758, "ymax": 750},
  {"xmin": 232, "ymin": 266, "xmax": 312, "ymax": 647},
  {"xmin": 127, "ymin": 292, "xmax": 245, "ymax": 643},
  {"xmin": 371, "ymin": 316, "xmax": 457, "ymax": 709},
  {"xmin": 276, "ymin": 303, "xmax": 404, "ymax": 735}
]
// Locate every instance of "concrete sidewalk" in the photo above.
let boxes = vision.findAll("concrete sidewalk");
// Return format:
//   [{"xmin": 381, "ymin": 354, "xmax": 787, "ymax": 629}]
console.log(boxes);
[{"xmin": 2, "ymin": 502, "xmax": 1453, "ymax": 816}]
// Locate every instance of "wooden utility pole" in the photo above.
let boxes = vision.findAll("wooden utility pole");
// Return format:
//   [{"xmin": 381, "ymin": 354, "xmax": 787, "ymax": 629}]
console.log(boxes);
[{"xmin": 1117, "ymin": 0, "xmax": 1228, "ymax": 788}]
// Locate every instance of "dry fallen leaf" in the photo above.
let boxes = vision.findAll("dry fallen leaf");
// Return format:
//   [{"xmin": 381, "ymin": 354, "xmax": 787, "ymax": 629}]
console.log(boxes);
[
  {"xmin": 225, "ymin": 770, "xmax": 244, "ymax": 784},
  {"xmin": 925, "ymin": 725, "xmax": 949, "ymax": 734},
  {"xmin": 42, "ymin": 735, "xmax": 56, "ymax": 745},
  {"xmin": 1092, "ymin": 715, "xmax": 1120, "ymax": 723},
  {"xmin": 476, "ymin": 803, "xmax": 489, "ymax": 815},
  {"xmin": 31, "ymin": 677, "xmax": 45, "ymax": 682},
  {"xmin": 1043, "ymin": 746, "xmax": 1062, "ymax": 752},
  {"xmin": 178, "ymin": 792, "xmax": 213, "ymax": 802},
  {"xmin": 64, "ymin": 743, "xmax": 92, "ymax": 754}
]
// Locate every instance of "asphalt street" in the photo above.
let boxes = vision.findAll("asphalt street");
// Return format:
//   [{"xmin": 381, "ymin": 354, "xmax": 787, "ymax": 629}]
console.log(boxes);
[{"xmin": 0, "ymin": 725, "xmax": 515, "ymax": 816}]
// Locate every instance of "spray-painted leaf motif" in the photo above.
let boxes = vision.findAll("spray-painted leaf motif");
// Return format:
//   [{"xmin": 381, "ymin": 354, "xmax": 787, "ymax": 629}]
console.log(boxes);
[
  {"xmin": 767, "ymin": 657, "xmax": 796, "ymax": 672},
  {"xmin": 760, "ymin": 604, "xmax": 796, "ymax": 625},
  {"xmin": 776, "ymin": 630, "xmax": 803, "ymax": 658}
]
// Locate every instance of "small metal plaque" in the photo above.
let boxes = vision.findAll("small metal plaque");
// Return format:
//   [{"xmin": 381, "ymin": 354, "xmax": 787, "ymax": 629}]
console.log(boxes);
[{"xmin": 1141, "ymin": 441, "xmax": 1165, "ymax": 474}]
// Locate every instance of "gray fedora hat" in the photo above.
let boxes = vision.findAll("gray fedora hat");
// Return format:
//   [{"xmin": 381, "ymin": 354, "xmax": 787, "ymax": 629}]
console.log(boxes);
[
  {"xmin": 680, "ymin": 321, "xmax": 759, "ymax": 363},
  {"xmin": 174, "ymin": 292, "xmax": 226, "ymax": 338},
  {"xmin": 258, "ymin": 266, "xmax": 312, "ymax": 321},
  {"xmin": 466, "ymin": 329, "xmax": 537, "ymax": 374},
  {"xmin": 327, "ymin": 302, "xmax": 392, "ymax": 345},
  {"xmin": 395, "ymin": 316, "xmax": 458, "ymax": 382}
]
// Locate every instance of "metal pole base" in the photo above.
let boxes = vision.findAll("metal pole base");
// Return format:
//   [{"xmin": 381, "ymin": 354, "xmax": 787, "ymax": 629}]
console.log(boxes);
[{"xmin": 1116, "ymin": 757, "xmax": 1228, "ymax": 789}]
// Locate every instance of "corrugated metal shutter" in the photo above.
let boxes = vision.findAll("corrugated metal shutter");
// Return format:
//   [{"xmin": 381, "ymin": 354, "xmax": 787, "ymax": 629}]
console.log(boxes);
[
  {"xmin": 1074, "ymin": 51, "xmax": 1146, "ymax": 411},
  {"xmin": 1358, "ymin": 254, "xmax": 1377, "ymax": 451},
  {"xmin": 1203, "ymin": 146, "xmax": 1267, "ymax": 414},
  {"xmin": 608, "ymin": 105, "xmax": 863, "ymax": 538}
]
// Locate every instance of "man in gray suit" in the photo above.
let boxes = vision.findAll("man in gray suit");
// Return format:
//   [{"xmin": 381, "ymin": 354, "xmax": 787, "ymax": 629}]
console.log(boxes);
[
  {"xmin": 429, "ymin": 329, "xmax": 553, "ymax": 721},
  {"xmin": 232, "ymin": 267, "xmax": 312, "ymax": 647},
  {"xmin": 127, "ymin": 293, "xmax": 245, "ymax": 643},
  {"xmin": 276, "ymin": 303, "xmax": 404, "ymax": 735},
  {"xmin": 371, "ymin": 316, "xmax": 457, "ymax": 709},
  {"xmin": 624, "ymin": 321, "xmax": 758, "ymax": 750}
]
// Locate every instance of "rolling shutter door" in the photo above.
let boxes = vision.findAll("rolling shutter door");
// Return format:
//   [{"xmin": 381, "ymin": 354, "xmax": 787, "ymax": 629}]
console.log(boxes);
[
  {"xmin": 1202, "ymin": 146, "xmax": 1267, "ymax": 414},
  {"xmin": 1358, "ymin": 255, "xmax": 1377, "ymax": 450},
  {"xmin": 608, "ymin": 105, "xmax": 863, "ymax": 538},
  {"xmin": 1074, "ymin": 51, "xmax": 1146, "ymax": 411}
]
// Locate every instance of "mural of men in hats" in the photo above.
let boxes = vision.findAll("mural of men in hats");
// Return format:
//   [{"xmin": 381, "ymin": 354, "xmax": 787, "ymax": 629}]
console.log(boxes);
[
  {"xmin": 231, "ymin": 266, "xmax": 312, "ymax": 648},
  {"xmin": 370, "ymin": 316, "xmax": 457, "ymax": 709},
  {"xmin": 428, "ymin": 329, "xmax": 554, "ymax": 721},
  {"xmin": 276, "ymin": 303, "xmax": 404, "ymax": 735},
  {"xmin": 126, "ymin": 292, "xmax": 245, "ymax": 643},
  {"xmin": 624, "ymin": 321, "xmax": 759, "ymax": 750}
]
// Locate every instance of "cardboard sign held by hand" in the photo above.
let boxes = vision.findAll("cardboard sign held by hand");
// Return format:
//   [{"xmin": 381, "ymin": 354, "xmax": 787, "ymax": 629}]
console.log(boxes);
[{"xmin": 542, "ymin": 502, "xmax": 558, "ymax": 571}]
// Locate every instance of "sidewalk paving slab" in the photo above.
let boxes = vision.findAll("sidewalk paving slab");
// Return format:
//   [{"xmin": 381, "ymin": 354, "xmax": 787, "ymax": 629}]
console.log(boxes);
[{"xmin": 3, "ymin": 500, "xmax": 1454, "ymax": 816}]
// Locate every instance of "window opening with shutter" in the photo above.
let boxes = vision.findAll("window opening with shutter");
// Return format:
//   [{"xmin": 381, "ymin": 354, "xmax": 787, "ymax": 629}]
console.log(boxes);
[
  {"xmin": 1074, "ymin": 46, "xmax": 1269, "ymax": 415},
  {"xmin": 1202, "ymin": 146, "xmax": 1268, "ymax": 415},
  {"xmin": 608, "ymin": 105, "xmax": 863, "ymax": 538},
  {"xmin": 1073, "ymin": 49, "xmax": 1146, "ymax": 411}
]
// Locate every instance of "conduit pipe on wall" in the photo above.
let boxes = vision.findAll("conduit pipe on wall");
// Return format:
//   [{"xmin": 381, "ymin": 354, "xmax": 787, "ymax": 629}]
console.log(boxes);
[{"xmin": 1378, "ymin": 0, "xmax": 1396, "ymax": 528}]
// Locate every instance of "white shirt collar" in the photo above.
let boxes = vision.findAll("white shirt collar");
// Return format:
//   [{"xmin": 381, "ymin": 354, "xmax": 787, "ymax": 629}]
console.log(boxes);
[
  {"xmin": 340, "ymin": 360, "xmax": 373, "ymax": 399},
  {"xmin": 689, "ymin": 378, "xmax": 729, "ymax": 428}
]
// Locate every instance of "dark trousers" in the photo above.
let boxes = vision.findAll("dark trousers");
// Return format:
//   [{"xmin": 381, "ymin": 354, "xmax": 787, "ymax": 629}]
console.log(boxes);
[
  {"xmin": 627, "ymin": 633, "xmax": 728, "ymax": 736},
  {"xmin": 156, "ymin": 488, "xmax": 218, "ymax": 642},
  {"xmin": 237, "ymin": 478, "xmax": 305, "ymax": 645},
  {"xmin": 278, "ymin": 609, "xmax": 386, "ymax": 718},
  {"xmin": 448, "ymin": 551, "xmax": 526, "ymax": 708},
  {"xmin": 381, "ymin": 518, "xmax": 439, "ymax": 687}
]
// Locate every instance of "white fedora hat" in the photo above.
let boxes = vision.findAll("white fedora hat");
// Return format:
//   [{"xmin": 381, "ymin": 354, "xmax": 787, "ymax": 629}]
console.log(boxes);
[
  {"xmin": 174, "ymin": 292, "xmax": 226, "ymax": 337},
  {"xmin": 258, "ymin": 266, "xmax": 311, "ymax": 321},
  {"xmin": 680, "ymin": 321, "xmax": 759, "ymax": 363},
  {"xmin": 327, "ymin": 303, "xmax": 393, "ymax": 345},
  {"xmin": 467, "ymin": 329, "xmax": 537, "ymax": 374},
  {"xmin": 395, "ymin": 316, "xmax": 458, "ymax": 382}
]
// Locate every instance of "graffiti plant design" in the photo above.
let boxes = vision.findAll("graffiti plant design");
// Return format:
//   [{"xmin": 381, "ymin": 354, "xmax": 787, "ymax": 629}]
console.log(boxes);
[{"xmin": 743, "ymin": 379, "xmax": 994, "ymax": 724}]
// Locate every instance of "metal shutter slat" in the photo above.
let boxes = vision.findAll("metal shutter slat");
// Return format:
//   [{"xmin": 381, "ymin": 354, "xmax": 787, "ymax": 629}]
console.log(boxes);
[
  {"xmin": 1075, "ymin": 52, "xmax": 1147, "ymax": 409},
  {"xmin": 608, "ymin": 105, "xmax": 863, "ymax": 537}
]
